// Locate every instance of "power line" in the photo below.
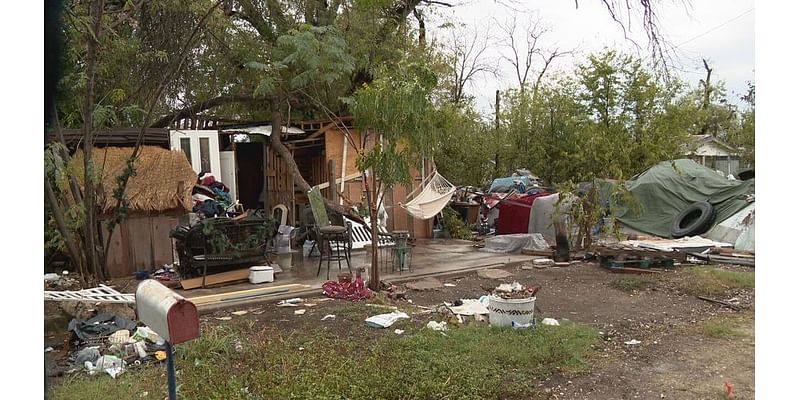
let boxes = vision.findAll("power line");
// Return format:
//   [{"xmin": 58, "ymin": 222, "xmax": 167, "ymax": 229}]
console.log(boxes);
[{"xmin": 670, "ymin": 8, "xmax": 754, "ymax": 50}]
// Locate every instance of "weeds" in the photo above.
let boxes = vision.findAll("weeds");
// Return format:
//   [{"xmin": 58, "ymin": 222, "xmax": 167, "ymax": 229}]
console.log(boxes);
[
  {"xmin": 48, "ymin": 320, "xmax": 599, "ymax": 400},
  {"xmin": 609, "ymin": 277, "xmax": 656, "ymax": 293},
  {"xmin": 685, "ymin": 267, "xmax": 755, "ymax": 296}
]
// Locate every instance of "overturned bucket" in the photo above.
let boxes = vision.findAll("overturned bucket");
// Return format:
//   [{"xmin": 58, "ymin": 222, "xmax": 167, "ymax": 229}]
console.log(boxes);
[{"xmin": 487, "ymin": 296, "xmax": 536, "ymax": 328}]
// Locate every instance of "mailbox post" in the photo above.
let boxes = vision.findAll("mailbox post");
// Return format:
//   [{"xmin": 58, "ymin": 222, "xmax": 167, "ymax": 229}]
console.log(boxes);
[{"xmin": 136, "ymin": 280, "xmax": 200, "ymax": 400}]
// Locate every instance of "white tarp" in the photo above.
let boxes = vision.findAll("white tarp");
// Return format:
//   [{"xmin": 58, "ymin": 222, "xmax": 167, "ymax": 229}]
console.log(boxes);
[
  {"xmin": 482, "ymin": 233, "xmax": 549, "ymax": 253},
  {"xmin": 221, "ymin": 125, "xmax": 305, "ymax": 136},
  {"xmin": 620, "ymin": 236, "xmax": 733, "ymax": 252},
  {"xmin": 703, "ymin": 202, "xmax": 755, "ymax": 253},
  {"xmin": 527, "ymin": 193, "xmax": 573, "ymax": 244}
]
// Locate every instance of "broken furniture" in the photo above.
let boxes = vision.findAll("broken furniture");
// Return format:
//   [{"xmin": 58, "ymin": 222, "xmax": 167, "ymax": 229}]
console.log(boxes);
[{"xmin": 171, "ymin": 212, "xmax": 278, "ymax": 287}]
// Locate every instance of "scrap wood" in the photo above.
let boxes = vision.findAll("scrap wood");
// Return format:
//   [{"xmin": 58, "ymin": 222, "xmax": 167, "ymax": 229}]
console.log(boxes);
[
  {"xmin": 188, "ymin": 284, "xmax": 309, "ymax": 305},
  {"xmin": 607, "ymin": 266, "xmax": 663, "ymax": 274},
  {"xmin": 521, "ymin": 248, "xmax": 554, "ymax": 257},
  {"xmin": 697, "ymin": 295, "xmax": 742, "ymax": 311},
  {"xmin": 180, "ymin": 268, "xmax": 251, "ymax": 290}
]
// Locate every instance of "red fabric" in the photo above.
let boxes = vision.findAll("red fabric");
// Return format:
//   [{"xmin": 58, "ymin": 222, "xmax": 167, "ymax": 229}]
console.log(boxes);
[
  {"xmin": 496, "ymin": 193, "xmax": 550, "ymax": 235},
  {"xmin": 322, "ymin": 277, "xmax": 374, "ymax": 301}
]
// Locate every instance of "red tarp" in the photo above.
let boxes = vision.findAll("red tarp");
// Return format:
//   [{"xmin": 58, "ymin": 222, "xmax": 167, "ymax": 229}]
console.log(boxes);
[{"xmin": 496, "ymin": 193, "xmax": 550, "ymax": 235}]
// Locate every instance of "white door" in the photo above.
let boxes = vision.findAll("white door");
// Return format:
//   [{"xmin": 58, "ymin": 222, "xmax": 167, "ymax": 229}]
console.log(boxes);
[
  {"xmin": 219, "ymin": 151, "xmax": 237, "ymax": 202},
  {"xmin": 169, "ymin": 130, "xmax": 222, "ymax": 180}
]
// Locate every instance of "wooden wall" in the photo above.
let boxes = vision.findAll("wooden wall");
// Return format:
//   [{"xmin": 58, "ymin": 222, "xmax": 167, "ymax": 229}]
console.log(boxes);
[
  {"xmin": 102, "ymin": 212, "xmax": 181, "ymax": 277},
  {"xmin": 265, "ymin": 144, "xmax": 295, "ymax": 224},
  {"xmin": 323, "ymin": 127, "xmax": 433, "ymax": 238}
]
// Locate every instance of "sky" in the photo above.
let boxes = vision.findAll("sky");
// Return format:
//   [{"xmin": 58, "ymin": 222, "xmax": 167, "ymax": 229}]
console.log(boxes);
[{"xmin": 427, "ymin": 0, "xmax": 755, "ymax": 117}]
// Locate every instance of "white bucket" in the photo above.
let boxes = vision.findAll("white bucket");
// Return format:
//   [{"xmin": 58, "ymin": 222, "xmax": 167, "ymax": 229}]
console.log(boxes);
[
  {"xmin": 249, "ymin": 266, "xmax": 274, "ymax": 284},
  {"xmin": 487, "ymin": 296, "xmax": 536, "ymax": 327}
]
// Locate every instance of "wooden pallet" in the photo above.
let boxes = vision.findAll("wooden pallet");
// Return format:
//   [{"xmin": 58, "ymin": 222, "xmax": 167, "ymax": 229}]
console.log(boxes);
[
  {"xmin": 591, "ymin": 243, "xmax": 686, "ymax": 262},
  {"xmin": 599, "ymin": 256, "xmax": 675, "ymax": 270}
]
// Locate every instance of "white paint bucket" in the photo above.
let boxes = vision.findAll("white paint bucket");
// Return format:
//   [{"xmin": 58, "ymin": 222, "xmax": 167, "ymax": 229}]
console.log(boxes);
[
  {"xmin": 249, "ymin": 266, "xmax": 274, "ymax": 284},
  {"xmin": 487, "ymin": 296, "xmax": 536, "ymax": 327}
]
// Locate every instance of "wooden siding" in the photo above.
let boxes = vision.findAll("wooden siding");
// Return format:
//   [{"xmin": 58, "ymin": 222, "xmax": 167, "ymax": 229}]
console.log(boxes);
[{"xmin": 102, "ymin": 212, "xmax": 181, "ymax": 277}]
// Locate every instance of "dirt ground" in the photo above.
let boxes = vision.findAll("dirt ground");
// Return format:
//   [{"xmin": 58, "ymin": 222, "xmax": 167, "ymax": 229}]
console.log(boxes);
[{"xmin": 45, "ymin": 260, "xmax": 755, "ymax": 399}]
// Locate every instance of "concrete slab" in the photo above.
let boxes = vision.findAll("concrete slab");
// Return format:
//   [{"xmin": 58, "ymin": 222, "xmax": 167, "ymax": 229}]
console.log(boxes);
[{"xmin": 181, "ymin": 238, "xmax": 534, "ymax": 310}]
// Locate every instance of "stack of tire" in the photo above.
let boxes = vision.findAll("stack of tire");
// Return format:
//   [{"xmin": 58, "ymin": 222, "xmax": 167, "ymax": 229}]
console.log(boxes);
[{"xmin": 671, "ymin": 201, "xmax": 716, "ymax": 238}]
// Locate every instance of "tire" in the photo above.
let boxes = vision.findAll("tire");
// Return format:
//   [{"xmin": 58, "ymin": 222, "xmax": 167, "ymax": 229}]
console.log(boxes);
[{"xmin": 671, "ymin": 201, "xmax": 716, "ymax": 238}]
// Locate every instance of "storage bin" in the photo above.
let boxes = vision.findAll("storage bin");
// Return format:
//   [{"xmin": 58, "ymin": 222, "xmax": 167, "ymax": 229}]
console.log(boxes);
[{"xmin": 249, "ymin": 266, "xmax": 274, "ymax": 284}]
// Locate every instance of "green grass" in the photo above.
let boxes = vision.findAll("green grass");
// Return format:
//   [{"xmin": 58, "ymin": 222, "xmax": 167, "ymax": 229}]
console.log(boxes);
[
  {"xmin": 48, "ymin": 319, "xmax": 600, "ymax": 400},
  {"xmin": 701, "ymin": 320, "xmax": 740, "ymax": 339},
  {"xmin": 608, "ymin": 277, "xmax": 656, "ymax": 293},
  {"xmin": 685, "ymin": 267, "xmax": 755, "ymax": 296}
]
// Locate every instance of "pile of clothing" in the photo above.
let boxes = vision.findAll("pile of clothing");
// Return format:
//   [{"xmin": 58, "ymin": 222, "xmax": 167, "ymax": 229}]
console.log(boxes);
[{"xmin": 191, "ymin": 172, "xmax": 236, "ymax": 218}]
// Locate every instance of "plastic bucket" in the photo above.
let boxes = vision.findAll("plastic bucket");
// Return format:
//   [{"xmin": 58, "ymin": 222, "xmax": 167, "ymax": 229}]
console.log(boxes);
[
  {"xmin": 487, "ymin": 296, "xmax": 536, "ymax": 327},
  {"xmin": 249, "ymin": 266, "xmax": 274, "ymax": 284}
]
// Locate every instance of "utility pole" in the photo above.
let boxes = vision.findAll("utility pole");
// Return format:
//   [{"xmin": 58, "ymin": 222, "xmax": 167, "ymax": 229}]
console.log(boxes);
[{"xmin": 493, "ymin": 89, "xmax": 501, "ymax": 178}]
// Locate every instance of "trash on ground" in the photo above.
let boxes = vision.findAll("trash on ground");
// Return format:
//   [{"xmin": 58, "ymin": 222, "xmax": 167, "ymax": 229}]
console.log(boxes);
[
  {"xmin": 511, "ymin": 321, "xmax": 534, "ymax": 329},
  {"xmin": 108, "ymin": 329, "xmax": 130, "ymax": 345},
  {"xmin": 541, "ymin": 318, "xmax": 560, "ymax": 326},
  {"xmin": 231, "ymin": 310, "xmax": 249, "ymax": 316},
  {"xmin": 426, "ymin": 321, "xmax": 448, "ymax": 331},
  {"xmin": 68, "ymin": 313, "xmax": 138, "ymax": 342},
  {"xmin": 44, "ymin": 273, "xmax": 61, "ymax": 281},
  {"xmin": 624, "ymin": 339, "xmax": 641, "ymax": 345},
  {"xmin": 215, "ymin": 316, "xmax": 232, "ymax": 321},
  {"xmin": 154, "ymin": 351, "xmax": 167, "ymax": 361},
  {"xmin": 496, "ymin": 282, "xmax": 524, "ymax": 293},
  {"xmin": 449, "ymin": 299, "xmax": 490, "ymax": 316},
  {"xmin": 444, "ymin": 283, "xmax": 457, "ymax": 287},
  {"xmin": 277, "ymin": 298, "xmax": 303, "ymax": 307},
  {"xmin": 394, "ymin": 329, "xmax": 405, "ymax": 335},
  {"xmin": 294, "ymin": 309, "xmax": 307, "ymax": 315},
  {"xmin": 322, "ymin": 274, "xmax": 374, "ymax": 301},
  {"xmin": 533, "ymin": 258, "xmax": 555, "ymax": 268},
  {"xmin": 365, "ymin": 310, "xmax": 410, "ymax": 328},
  {"xmin": 321, "ymin": 314, "xmax": 336, "ymax": 321},
  {"xmin": 87, "ymin": 355, "xmax": 125, "ymax": 379},
  {"xmin": 45, "ymin": 347, "xmax": 54, "ymax": 353}
]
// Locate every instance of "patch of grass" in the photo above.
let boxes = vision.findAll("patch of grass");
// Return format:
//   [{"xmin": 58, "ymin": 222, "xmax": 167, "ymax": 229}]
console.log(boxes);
[
  {"xmin": 701, "ymin": 320, "xmax": 740, "ymax": 339},
  {"xmin": 608, "ymin": 277, "xmax": 656, "ymax": 293},
  {"xmin": 48, "ymin": 321, "xmax": 599, "ymax": 400},
  {"xmin": 685, "ymin": 267, "xmax": 755, "ymax": 296}
]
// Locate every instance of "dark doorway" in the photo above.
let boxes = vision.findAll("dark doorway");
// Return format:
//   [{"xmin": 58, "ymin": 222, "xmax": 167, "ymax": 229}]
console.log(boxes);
[{"xmin": 235, "ymin": 142, "xmax": 265, "ymax": 210}]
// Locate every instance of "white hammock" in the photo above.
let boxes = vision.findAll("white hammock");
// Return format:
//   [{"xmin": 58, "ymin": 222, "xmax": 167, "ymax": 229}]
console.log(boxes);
[{"xmin": 400, "ymin": 171, "xmax": 456, "ymax": 220}]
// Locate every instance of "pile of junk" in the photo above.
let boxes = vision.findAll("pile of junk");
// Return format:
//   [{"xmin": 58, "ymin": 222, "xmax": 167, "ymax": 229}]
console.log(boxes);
[
  {"xmin": 446, "ymin": 160, "xmax": 755, "ymax": 264},
  {"xmin": 169, "ymin": 173, "xmax": 281, "ymax": 280}
]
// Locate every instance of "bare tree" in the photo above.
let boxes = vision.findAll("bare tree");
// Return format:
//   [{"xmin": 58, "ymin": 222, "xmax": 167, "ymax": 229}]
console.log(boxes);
[
  {"xmin": 496, "ymin": 13, "xmax": 570, "ymax": 93},
  {"xmin": 444, "ymin": 23, "xmax": 499, "ymax": 106}
]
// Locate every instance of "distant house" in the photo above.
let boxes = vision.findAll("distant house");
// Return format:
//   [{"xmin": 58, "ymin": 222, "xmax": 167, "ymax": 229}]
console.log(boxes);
[{"xmin": 683, "ymin": 134, "xmax": 743, "ymax": 176}]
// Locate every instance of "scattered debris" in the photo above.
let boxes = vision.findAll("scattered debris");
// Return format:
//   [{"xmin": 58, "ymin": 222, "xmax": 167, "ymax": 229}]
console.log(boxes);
[
  {"xmin": 496, "ymin": 282, "xmax": 524, "ymax": 293},
  {"xmin": 44, "ymin": 273, "xmax": 61, "ymax": 281},
  {"xmin": 394, "ymin": 329, "xmax": 405, "ymax": 335},
  {"xmin": 697, "ymin": 295, "xmax": 742, "ymax": 311},
  {"xmin": 321, "ymin": 314, "xmax": 336, "ymax": 321},
  {"xmin": 108, "ymin": 329, "xmax": 130, "ymax": 345},
  {"xmin": 477, "ymin": 268, "xmax": 514, "ymax": 279},
  {"xmin": 444, "ymin": 283, "xmax": 457, "ymax": 287},
  {"xmin": 277, "ymin": 298, "xmax": 303, "ymax": 307},
  {"xmin": 231, "ymin": 310, "xmax": 249, "ymax": 316},
  {"xmin": 215, "ymin": 317, "xmax": 232, "ymax": 321},
  {"xmin": 294, "ymin": 309, "xmax": 307, "ymax": 315},
  {"xmin": 448, "ymin": 299, "xmax": 490, "ymax": 316},
  {"xmin": 426, "ymin": 321, "xmax": 448, "ymax": 331},
  {"xmin": 322, "ymin": 275, "xmax": 374, "ymax": 301},
  {"xmin": 541, "ymin": 318, "xmax": 560, "ymax": 326},
  {"xmin": 520, "ymin": 263, "xmax": 534, "ymax": 270},
  {"xmin": 154, "ymin": 351, "xmax": 167, "ymax": 361},
  {"xmin": 511, "ymin": 321, "xmax": 534, "ymax": 329},
  {"xmin": 365, "ymin": 311, "xmax": 409, "ymax": 328},
  {"xmin": 624, "ymin": 339, "xmax": 641, "ymax": 345},
  {"xmin": 45, "ymin": 347, "xmax": 54, "ymax": 353},
  {"xmin": 533, "ymin": 258, "xmax": 555, "ymax": 268},
  {"xmin": 86, "ymin": 355, "xmax": 125, "ymax": 378},
  {"xmin": 406, "ymin": 277, "xmax": 444, "ymax": 291}
]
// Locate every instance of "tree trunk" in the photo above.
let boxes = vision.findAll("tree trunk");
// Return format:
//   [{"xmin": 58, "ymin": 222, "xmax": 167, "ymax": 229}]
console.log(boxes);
[
  {"xmin": 46, "ymin": 178, "xmax": 88, "ymax": 287},
  {"xmin": 368, "ymin": 171, "xmax": 380, "ymax": 291},
  {"xmin": 83, "ymin": 0, "xmax": 106, "ymax": 282},
  {"xmin": 268, "ymin": 97, "xmax": 353, "ymax": 216}
]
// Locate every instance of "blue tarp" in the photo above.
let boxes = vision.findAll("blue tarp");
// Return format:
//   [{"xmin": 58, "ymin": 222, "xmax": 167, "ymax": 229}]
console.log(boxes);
[{"xmin": 489, "ymin": 176, "xmax": 532, "ymax": 193}]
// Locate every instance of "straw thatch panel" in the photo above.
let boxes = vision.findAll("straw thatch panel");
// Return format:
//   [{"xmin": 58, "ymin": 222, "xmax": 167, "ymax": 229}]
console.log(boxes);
[{"xmin": 72, "ymin": 146, "xmax": 196, "ymax": 214}]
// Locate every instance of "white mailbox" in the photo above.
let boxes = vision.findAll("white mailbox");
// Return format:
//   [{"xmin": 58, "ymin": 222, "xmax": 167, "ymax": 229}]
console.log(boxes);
[{"xmin": 135, "ymin": 280, "xmax": 199, "ymax": 345}]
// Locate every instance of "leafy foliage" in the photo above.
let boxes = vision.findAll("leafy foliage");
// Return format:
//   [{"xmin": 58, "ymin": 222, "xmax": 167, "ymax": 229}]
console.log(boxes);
[{"xmin": 442, "ymin": 206, "xmax": 473, "ymax": 240}]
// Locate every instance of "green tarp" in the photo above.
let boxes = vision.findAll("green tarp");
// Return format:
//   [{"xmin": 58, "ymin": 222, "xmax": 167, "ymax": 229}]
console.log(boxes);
[{"xmin": 615, "ymin": 159, "xmax": 755, "ymax": 238}]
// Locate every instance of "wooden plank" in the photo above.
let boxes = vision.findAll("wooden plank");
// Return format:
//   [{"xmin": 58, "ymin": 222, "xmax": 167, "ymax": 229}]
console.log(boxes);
[
  {"xmin": 103, "ymin": 223, "xmax": 127, "ymax": 278},
  {"xmin": 521, "ymin": 249, "xmax": 555, "ymax": 257},
  {"xmin": 188, "ymin": 284, "xmax": 310, "ymax": 305},
  {"xmin": 180, "ymin": 268, "xmax": 252, "ymax": 290}
]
